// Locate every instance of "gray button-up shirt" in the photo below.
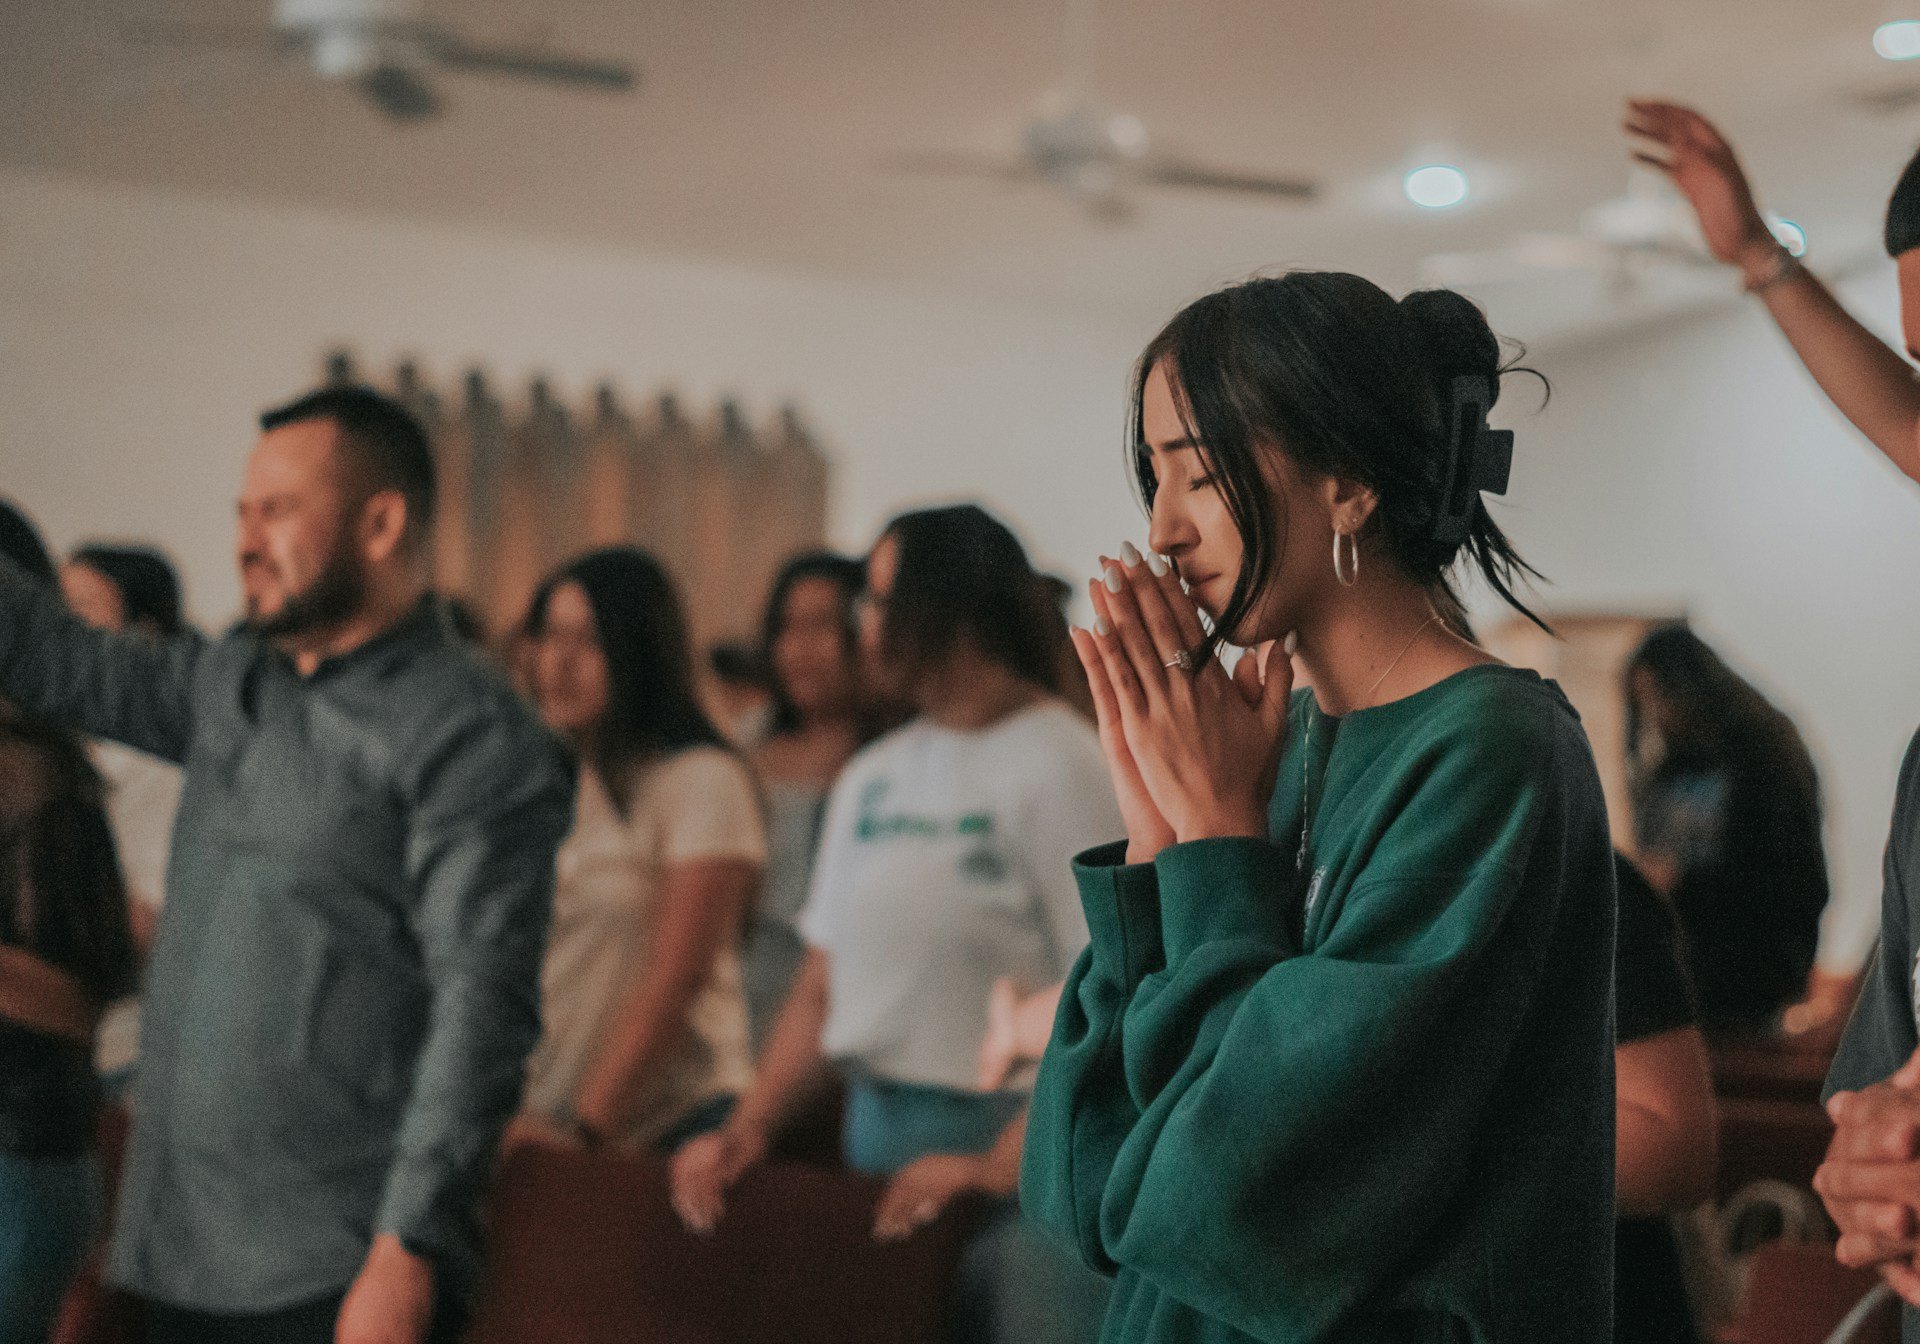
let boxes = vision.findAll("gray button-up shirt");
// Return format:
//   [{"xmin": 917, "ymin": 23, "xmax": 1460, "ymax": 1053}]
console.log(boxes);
[{"xmin": 0, "ymin": 560, "xmax": 575, "ymax": 1313}]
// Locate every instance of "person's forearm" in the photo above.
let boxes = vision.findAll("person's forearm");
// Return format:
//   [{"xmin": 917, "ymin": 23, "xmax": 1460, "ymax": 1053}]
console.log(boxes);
[
  {"xmin": 1756, "ymin": 259, "xmax": 1920, "ymax": 483},
  {"xmin": 731, "ymin": 955, "xmax": 830, "ymax": 1139},
  {"xmin": 574, "ymin": 967, "xmax": 711, "ymax": 1134},
  {"xmin": 1617, "ymin": 1100, "xmax": 1717, "ymax": 1216},
  {"xmin": 1014, "ymin": 985, "xmax": 1064, "ymax": 1063},
  {"xmin": 977, "ymin": 1111, "xmax": 1027, "ymax": 1197},
  {"xmin": 576, "ymin": 863, "xmax": 755, "ymax": 1134}
]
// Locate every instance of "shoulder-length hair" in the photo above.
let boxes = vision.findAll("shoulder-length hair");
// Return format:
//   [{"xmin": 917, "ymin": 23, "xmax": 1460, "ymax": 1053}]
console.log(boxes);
[
  {"xmin": 525, "ymin": 547, "xmax": 730, "ymax": 813},
  {"xmin": 0, "ymin": 711, "xmax": 139, "ymax": 1005},
  {"xmin": 877, "ymin": 504, "xmax": 1062, "ymax": 695},
  {"xmin": 759, "ymin": 551, "xmax": 867, "ymax": 738},
  {"xmin": 1625, "ymin": 624, "xmax": 1819, "ymax": 802}
]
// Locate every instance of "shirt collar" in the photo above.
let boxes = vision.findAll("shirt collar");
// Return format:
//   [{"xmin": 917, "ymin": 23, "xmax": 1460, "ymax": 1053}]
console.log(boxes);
[{"xmin": 269, "ymin": 595, "xmax": 449, "ymax": 684}]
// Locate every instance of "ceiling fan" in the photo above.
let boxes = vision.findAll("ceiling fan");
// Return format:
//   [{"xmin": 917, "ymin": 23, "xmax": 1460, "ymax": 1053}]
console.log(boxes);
[
  {"xmin": 883, "ymin": 0, "xmax": 1318, "ymax": 220},
  {"xmin": 1421, "ymin": 163, "xmax": 1810, "ymax": 299},
  {"xmin": 124, "ymin": 0, "xmax": 637, "ymax": 124},
  {"xmin": 1420, "ymin": 168, "xmax": 1742, "ymax": 297}
]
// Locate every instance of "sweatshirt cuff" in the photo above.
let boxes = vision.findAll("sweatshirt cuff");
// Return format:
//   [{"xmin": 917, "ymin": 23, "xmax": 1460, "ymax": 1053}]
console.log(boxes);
[
  {"xmin": 1154, "ymin": 837, "xmax": 1298, "ymax": 963},
  {"xmin": 1072, "ymin": 841, "xmax": 1164, "ymax": 988}
]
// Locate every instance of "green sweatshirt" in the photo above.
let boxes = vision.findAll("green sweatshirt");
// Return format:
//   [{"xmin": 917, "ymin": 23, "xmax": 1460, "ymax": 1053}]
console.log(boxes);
[{"xmin": 1021, "ymin": 665, "xmax": 1616, "ymax": 1344}]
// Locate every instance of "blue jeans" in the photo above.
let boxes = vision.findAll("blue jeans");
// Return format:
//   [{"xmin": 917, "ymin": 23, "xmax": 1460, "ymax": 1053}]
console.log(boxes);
[
  {"xmin": 0, "ymin": 1151, "xmax": 99, "ymax": 1344},
  {"xmin": 844, "ymin": 1076, "xmax": 1109, "ymax": 1344}
]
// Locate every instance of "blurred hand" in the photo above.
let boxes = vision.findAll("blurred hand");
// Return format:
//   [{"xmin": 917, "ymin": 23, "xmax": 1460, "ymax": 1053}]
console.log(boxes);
[
  {"xmin": 499, "ymin": 1114, "xmax": 575, "ymax": 1155},
  {"xmin": 1624, "ymin": 100, "xmax": 1779, "ymax": 277},
  {"xmin": 129, "ymin": 897, "xmax": 161, "ymax": 955},
  {"xmin": 872, "ymin": 1153, "xmax": 997, "ymax": 1243},
  {"xmin": 977, "ymin": 978, "xmax": 1026, "ymax": 1092},
  {"xmin": 1634, "ymin": 849, "xmax": 1679, "ymax": 896},
  {"xmin": 335, "ymin": 1234, "xmax": 433, "ymax": 1344},
  {"xmin": 1818, "ymin": 1048, "xmax": 1920, "ymax": 1304},
  {"xmin": 1072, "ymin": 553, "xmax": 1177, "ymax": 862},
  {"xmin": 669, "ymin": 1121, "xmax": 768, "ymax": 1235}
]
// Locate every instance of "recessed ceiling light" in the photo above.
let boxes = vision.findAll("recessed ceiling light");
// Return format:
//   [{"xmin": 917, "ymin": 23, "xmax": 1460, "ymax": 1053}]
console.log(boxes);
[
  {"xmin": 1875, "ymin": 20, "xmax": 1920, "ymax": 61},
  {"xmin": 1767, "ymin": 215, "xmax": 1808, "ymax": 257},
  {"xmin": 1405, "ymin": 165, "xmax": 1470, "ymax": 210}
]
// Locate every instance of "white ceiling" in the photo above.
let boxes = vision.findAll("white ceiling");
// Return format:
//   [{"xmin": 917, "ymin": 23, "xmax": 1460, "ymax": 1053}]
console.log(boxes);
[{"xmin": 8, "ymin": 0, "xmax": 1920, "ymax": 345}]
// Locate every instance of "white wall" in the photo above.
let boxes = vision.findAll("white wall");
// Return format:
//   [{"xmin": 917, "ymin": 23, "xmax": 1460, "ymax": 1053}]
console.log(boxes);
[
  {"xmin": 1494, "ymin": 273, "xmax": 1920, "ymax": 969},
  {"xmin": 0, "ymin": 168, "xmax": 1148, "ymax": 627},
  {"xmin": 7, "ymin": 165, "xmax": 1916, "ymax": 969}
]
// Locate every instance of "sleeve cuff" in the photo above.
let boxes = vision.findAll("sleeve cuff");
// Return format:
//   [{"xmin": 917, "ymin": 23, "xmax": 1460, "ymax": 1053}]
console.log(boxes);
[
  {"xmin": 375, "ymin": 1161, "xmax": 456, "ymax": 1263},
  {"xmin": 1154, "ymin": 837, "xmax": 1298, "ymax": 963},
  {"xmin": 1073, "ymin": 841, "xmax": 1164, "ymax": 988}
]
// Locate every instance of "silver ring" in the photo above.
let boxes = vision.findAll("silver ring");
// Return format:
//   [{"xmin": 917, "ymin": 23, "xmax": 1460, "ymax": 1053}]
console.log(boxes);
[{"xmin": 1162, "ymin": 650, "xmax": 1194, "ymax": 673}]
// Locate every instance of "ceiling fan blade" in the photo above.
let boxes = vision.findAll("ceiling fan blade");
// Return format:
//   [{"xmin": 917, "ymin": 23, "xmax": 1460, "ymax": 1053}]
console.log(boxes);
[
  {"xmin": 1842, "ymin": 79, "xmax": 1920, "ymax": 116},
  {"xmin": 1084, "ymin": 193, "xmax": 1139, "ymax": 225},
  {"xmin": 433, "ymin": 40, "xmax": 636, "ymax": 91},
  {"xmin": 358, "ymin": 64, "xmax": 441, "ymax": 122},
  {"xmin": 878, "ymin": 150, "xmax": 1036, "ymax": 183},
  {"xmin": 1140, "ymin": 158, "xmax": 1318, "ymax": 200},
  {"xmin": 119, "ymin": 19, "xmax": 287, "ymax": 52}
]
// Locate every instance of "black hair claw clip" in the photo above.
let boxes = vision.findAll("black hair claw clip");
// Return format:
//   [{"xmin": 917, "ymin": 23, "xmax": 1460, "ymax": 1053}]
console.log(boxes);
[{"xmin": 1432, "ymin": 376, "xmax": 1514, "ymax": 544}]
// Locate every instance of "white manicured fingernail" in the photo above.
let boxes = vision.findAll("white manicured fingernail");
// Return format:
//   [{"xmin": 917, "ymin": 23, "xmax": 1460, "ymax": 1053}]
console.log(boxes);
[
  {"xmin": 1103, "ymin": 564, "xmax": 1123, "ymax": 593},
  {"xmin": 1283, "ymin": 631, "xmax": 1298, "ymax": 655},
  {"xmin": 1094, "ymin": 615, "xmax": 1113, "ymax": 637},
  {"xmin": 1146, "ymin": 551, "xmax": 1169, "ymax": 577},
  {"xmin": 1119, "ymin": 541, "xmax": 1142, "ymax": 568}
]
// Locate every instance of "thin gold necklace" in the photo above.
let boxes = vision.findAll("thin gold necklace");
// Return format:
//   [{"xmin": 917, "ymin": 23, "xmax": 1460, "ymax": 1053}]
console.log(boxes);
[{"xmin": 1297, "ymin": 614, "xmax": 1439, "ymax": 874}]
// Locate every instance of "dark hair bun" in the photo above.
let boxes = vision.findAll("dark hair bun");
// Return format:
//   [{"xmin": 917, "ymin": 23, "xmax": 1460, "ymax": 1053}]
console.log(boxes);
[{"xmin": 1398, "ymin": 289, "xmax": 1501, "ymax": 404}]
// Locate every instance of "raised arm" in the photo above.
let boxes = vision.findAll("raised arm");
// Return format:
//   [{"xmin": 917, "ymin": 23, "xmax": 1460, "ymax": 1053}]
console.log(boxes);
[
  {"xmin": 1627, "ymin": 99, "xmax": 1920, "ymax": 484},
  {"xmin": 0, "ymin": 556, "xmax": 200, "ymax": 761}
]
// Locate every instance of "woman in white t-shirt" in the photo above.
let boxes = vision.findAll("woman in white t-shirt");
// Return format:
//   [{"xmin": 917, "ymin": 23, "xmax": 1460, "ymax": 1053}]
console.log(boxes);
[
  {"xmin": 671, "ymin": 505, "xmax": 1120, "ymax": 1344},
  {"xmin": 513, "ymin": 547, "xmax": 767, "ymax": 1151}
]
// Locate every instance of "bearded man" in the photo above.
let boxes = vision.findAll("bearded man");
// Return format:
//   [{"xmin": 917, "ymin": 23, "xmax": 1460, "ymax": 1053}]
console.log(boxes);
[{"xmin": 0, "ymin": 387, "xmax": 575, "ymax": 1344}]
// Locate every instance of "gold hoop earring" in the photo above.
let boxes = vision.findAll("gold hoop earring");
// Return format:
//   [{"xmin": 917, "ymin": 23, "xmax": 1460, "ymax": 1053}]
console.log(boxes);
[{"xmin": 1333, "ymin": 530, "xmax": 1360, "ymax": 587}]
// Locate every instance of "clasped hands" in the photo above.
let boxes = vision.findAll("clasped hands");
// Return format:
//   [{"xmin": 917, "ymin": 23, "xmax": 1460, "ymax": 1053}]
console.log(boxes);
[
  {"xmin": 1067, "ymin": 543, "xmax": 1291, "ymax": 863},
  {"xmin": 1817, "ymin": 1047, "xmax": 1920, "ymax": 1304}
]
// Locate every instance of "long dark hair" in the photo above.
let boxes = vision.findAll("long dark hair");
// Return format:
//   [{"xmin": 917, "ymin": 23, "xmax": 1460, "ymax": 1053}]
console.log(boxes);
[
  {"xmin": 878, "ymin": 505, "xmax": 1062, "ymax": 695},
  {"xmin": 0, "ymin": 716, "xmax": 140, "ymax": 1004},
  {"xmin": 1625, "ymin": 624, "xmax": 1819, "ymax": 800},
  {"xmin": 69, "ymin": 544, "xmax": 186, "ymax": 637},
  {"xmin": 1130, "ymin": 272, "xmax": 1548, "ymax": 656},
  {"xmin": 525, "ymin": 547, "xmax": 729, "ymax": 813},
  {"xmin": 0, "ymin": 499, "xmax": 56, "ymax": 584},
  {"xmin": 0, "ymin": 500, "xmax": 139, "ymax": 1004},
  {"xmin": 760, "ymin": 551, "xmax": 866, "ymax": 737}
]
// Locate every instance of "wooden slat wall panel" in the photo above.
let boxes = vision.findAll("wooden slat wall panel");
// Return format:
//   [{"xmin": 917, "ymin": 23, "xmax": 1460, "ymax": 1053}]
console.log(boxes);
[
  {"xmin": 580, "ymin": 385, "xmax": 637, "ymax": 551},
  {"xmin": 321, "ymin": 351, "xmax": 832, "ymax": 654},
  {"xmin": 636, "ymin": 393, "xmax": 708, "ymax": 638}
]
